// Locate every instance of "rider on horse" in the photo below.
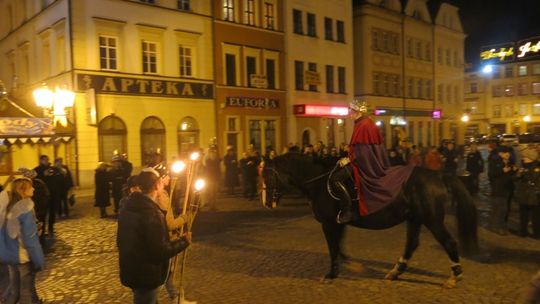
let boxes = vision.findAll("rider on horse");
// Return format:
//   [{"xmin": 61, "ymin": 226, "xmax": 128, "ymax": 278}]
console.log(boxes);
[{"xmin": 332, "ymin": 98, "xmax": 414, "ymax": 223}]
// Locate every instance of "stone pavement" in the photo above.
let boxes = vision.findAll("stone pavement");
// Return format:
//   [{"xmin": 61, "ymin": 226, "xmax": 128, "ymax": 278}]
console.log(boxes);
[{"xmin": 1, "ymin": 186, "xmax": 539, "ymax": 303}]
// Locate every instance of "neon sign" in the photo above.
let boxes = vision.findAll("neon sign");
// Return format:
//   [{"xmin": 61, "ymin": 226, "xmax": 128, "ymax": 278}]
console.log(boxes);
[
  {"xmin": 293, "ymin": 104, "xmax": 349, "ymax": 117},
  {"xmin": 480, "ymin": 47, "xmax": 514, "ymax": 62},
  {"xmin": 432, "ymin": 110, "xmax": 441, "ymax": 119},
  {"xmin": 517, "ymin": 36, "xmax": 540, "ymax": 59}
]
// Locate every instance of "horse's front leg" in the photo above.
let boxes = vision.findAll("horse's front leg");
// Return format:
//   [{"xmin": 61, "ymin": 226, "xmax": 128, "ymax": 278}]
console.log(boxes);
[{"xmin": 321, "ymin": 221, "xmax": 345, "ymax": 281}]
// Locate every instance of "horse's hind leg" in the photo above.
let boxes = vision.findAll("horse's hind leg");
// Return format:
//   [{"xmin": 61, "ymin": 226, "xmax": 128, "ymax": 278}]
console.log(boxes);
[
  {"xmin": 426, "ymin": 222, "xmax": 463, "ymax": 288},
  {"xmin": 385, "ymin": 220, "xmax": 421, "ymax": 280},
  {"xmin": 321, "ymin": 222, "xmax": 345, "ymax": 280}
]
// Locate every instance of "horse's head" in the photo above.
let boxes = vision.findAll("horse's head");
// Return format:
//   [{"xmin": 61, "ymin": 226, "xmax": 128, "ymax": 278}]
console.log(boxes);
[{"xmin": 261, "ymin": 156, "xmax": 290, "ymax": 209}]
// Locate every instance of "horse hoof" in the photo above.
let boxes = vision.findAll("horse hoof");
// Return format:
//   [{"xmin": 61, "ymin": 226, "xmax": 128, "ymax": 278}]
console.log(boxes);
[
  {"xmin": 443, "ymin": 274, "xmax": 462, "ymax": 289},
  {"xmin": 384, "ymin": 269, "xmax": 401, "ymax": 280},
  {"xmin": 320, "ymin": 272, "xmax": 337, "ymax": 282}
]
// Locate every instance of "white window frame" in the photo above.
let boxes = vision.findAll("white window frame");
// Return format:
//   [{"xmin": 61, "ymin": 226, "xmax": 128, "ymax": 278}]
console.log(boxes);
[
  {"xmin": 223, "ymin": 44, "xmax": 241, "ymax": 86},
  {"xmin": 263, "ymin": 1, "xmax": 276, "ymax": 30},
  {"xmin": 179, "ymin": 45, "xmax": 194, "ymax": 77},
  {"xmin": 263, "ymin": 50, "xmax": 280, "ymax": 89},
  {"xmin": 223, "ymin": 0, "xmax": 236, "ymax": 22},
  {"xmin": 519, "ymin": 65, "xmax": 528, "ymax": 76},
  {"xmin": 243, "ymin": 0, "xmax": 256, "ymax": 26},
  {"xmin": 142, "ymin": 40, "xmax": 159, "ymax": 74},
  {"xmin": 99, "ymin": 35, "xmax": 118, "ymax": 71},
  {"xmin": 243, "ymin": 47, "xmax": 261, "ymax": 87},
  {"xmin": 178, "ymin": 0, "xmax": 190, "ymax": 11},
  {"xmin": 246, "ymin": 115, "xmax": 281, "ymax": 154}
]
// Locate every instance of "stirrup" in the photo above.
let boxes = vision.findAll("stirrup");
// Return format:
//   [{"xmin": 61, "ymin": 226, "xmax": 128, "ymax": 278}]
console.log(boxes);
[{"xmin": 336, "ymin": 210, "xmax": 353, "ymax": 224}]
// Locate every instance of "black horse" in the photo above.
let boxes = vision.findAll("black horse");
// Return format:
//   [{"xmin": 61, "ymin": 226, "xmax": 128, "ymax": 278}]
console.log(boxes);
[{"xmin": 262, "ymin": 153, "xmax": 478, "ymax": 288}]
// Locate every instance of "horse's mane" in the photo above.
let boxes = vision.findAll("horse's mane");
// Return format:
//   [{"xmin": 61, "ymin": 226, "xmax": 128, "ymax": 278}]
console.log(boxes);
[{"xmin": 273, "ymin": 152, "xmax": 329, "ymax": 181}]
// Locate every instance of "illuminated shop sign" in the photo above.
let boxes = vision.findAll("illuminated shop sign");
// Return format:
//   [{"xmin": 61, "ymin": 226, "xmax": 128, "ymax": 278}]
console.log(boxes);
[
  {"xmin": 225, "ymin": 96, "xmax": 279, "ymax": 109},
  {"xmin": 293, "ymin": 104, "xmax": 349, "ymax": 117},
  {"xmin": 0, "ymin": 118, "xmax": 54, "ymax": 136},
  {"xmin": 480, "ymin": 43, "xmax": 515, "ymax": 63},
  {"xmin": 480, "ymin": 36, "xmax": 540, "ymax": 62},
  {"xmin": 76, "ymin": 73, "xmax": 214, "ymax": 99},
  {"xmin": 517, "ymin": 36, "xmax": 540, "ymax": 60},
  {"xmin": 432, "ymin": 110, "xmax": 441, "ymax": 119}
]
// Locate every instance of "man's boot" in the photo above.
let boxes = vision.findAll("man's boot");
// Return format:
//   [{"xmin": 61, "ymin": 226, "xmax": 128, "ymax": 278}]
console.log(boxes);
[{"xmin": 335, "ymin": 181, "xmax": 356, "ymax": 224}]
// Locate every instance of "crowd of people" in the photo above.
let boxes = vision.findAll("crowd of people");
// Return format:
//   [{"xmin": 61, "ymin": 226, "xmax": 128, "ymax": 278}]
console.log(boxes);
[
  {"xmin": 0, "ymin": 154, "xmax": 74, "ymax": 303},
  {"xmin": 2, "ymin": 135, "xmax": 540, "ymax": 303}
]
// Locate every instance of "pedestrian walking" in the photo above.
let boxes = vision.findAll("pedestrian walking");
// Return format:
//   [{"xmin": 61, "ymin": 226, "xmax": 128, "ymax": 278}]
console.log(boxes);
[
  {"xmin": 223, "ymin": 147, "xmax": 239, "ymax": 195},
  {"xmin": 202, "ymin": 147, "xmax": 221, "ymax": 210},
  {"xmin": 441, "ymin": 142, "xmax": 459, "ymax": 177},
  {"xmin": 94, "ymin": 162, "xmax": 111, "ymax": 218},
  {"xmin": 111, "ymin": 157, "xmax": 128, "ymax": 215},
  {"xmin": 18, "ymin": 168, "xmax": 50, "ymax": 244},
  {"xmin": 54, "ymin": 157, "xmax": 74, "ymax": 217},
  {"xmin": 465, "ymin": 143, "xmax": 484, "ymax": 195},
  {"xmin": 488, "ymin": 146, "xmax": 517, "ymax": 235},
  {"xmin": 117, "ymin": 169, "xmax": 191, "ymax": 304},
  {"xmin": 0, "ymin": 178, "xmax": 45, "ymax": 304},
  {"xmin": 513, "ymin": 160, "xmax": 540, "ymax": 239},
  {"xmin": 33, "ymin": 155, "xmax": 62, "ymax": 236},
  {"xmin": 424, "ymin": 146, "xmax": 443, "ymax": 171}
]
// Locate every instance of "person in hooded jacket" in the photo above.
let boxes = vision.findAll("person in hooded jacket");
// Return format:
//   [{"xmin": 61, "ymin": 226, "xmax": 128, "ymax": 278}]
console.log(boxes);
[
  {"xmin": 117, "ymin": 169, "xmax": 191, "ymax": 304},
  {"xmin": 0, "ymin": 178, "xmax": 45, "ymax": 304},
  {"xmin": 18, "ymin": 168, "xmax": 50, "ymax": 245}
]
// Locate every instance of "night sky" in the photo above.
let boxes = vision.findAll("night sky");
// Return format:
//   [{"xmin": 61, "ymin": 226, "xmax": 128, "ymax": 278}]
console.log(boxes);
[{"xmin": 428, "ymin": 0, "xmax": 540, "ymax": 67}]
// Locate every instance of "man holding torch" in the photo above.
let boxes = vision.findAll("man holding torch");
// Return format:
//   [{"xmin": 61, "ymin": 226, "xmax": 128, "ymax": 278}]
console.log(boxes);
[{"xmin": 117, "ymin": 168, "xmax": 191, "ymax": 304}]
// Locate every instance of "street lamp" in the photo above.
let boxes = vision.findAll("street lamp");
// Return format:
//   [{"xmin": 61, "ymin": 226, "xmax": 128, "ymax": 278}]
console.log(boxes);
[
  {"xmin": 482, "ymin": 65, "xmax": 493, "ymax": 74},
  {"xmin": 32, "ymin": 84, "xmax": 75, "ymax": 127},
  {"xmin": 461, "ymin": 113, "xmax": 470, "ymax": 122},
  {"xmin": 523, "ymin": 115, "xmax": 531, "ymax": 122}
]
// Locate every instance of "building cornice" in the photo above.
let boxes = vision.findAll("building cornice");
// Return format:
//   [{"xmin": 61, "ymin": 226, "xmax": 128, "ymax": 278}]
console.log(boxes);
[
  {"xmin": 73, "ymin": 69, "xmax": 214, "ymax": 84},
  {"xmin": 214, "ymin": 20, "xmax": 285, "ymax": 36},
  {"xmin": 0, "ymin": 0, "xmax": 65, "ymax": 42}
]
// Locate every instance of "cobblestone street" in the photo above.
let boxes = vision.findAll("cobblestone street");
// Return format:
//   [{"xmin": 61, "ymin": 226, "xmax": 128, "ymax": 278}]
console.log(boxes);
[{"xmin": 1, "ymin": 183, "xmax": 539, "ymax": 304}]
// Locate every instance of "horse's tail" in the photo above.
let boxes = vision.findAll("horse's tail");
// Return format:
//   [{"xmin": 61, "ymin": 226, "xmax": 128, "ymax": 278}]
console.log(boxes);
[{"xmin": 445, "ymin": 175, "xmax": 479, "ymax": 256}]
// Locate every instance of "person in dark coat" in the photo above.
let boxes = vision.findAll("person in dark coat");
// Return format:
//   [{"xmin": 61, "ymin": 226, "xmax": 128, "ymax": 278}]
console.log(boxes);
[
  {"xmin": 245, "ymin": 151, "xmax": 260, "ymax": 201},
  {"xmin": 441, "ymin": 142, "xmax": 459, "ymax": 177},
  {"xmin": 513, "ymin": 160, "xmax": 540, "ymax": 239},
  {"xmin": 203, "ymin": 148, "xmax": 221, "ymax": 210},
  {"xmin": 54, "ymin": 157, "xmax": 74, "ymax": 217},
  {"xmin": 488, "ymin": 147, "xmax": 517, "ymax": 235},
  {"xmin": 19, "ymin": 168, "xmax": 50, "ymax": 244},
  {"xmin": 238, "ymin": 152, "xmax": 250, "ymax": 199},
  {"xmin": 117, "ymin": 169, "xmax": 191, "ymax": 304},
  {"xmin": 33, "ymin": 154, "xmax": 62, "ymax": 235},
  {"xmin": 465, "ymin": 143, "xmax": 484, "ymax": 195},
  {"xmin": 223, "ymin": 147, "xmax": 239, "ymax": 195},
  {"xmin": 94, "ymin": 162, "xmax": 111, "ymax": 218},
  {"xmin": 110, "ymin": 158, "xmax": 126, "ymax": 215}
]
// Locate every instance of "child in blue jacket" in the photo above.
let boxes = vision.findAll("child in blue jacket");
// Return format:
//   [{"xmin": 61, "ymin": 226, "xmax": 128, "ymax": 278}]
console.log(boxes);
[{"xmin": 0, "ymin": 177, "xmax": 45, "ymax": 304}]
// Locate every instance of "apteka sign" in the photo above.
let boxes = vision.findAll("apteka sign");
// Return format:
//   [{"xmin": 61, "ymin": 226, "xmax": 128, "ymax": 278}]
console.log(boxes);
[{"xmin": 76, "ymin": 73, "xmax": 214, "ymax": 99}]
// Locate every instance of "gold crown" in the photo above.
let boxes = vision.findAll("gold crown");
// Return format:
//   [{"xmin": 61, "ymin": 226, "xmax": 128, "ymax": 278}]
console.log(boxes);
[{"xmin": 349, "ymin": 99, "xmax": 368, "ymax": 113}]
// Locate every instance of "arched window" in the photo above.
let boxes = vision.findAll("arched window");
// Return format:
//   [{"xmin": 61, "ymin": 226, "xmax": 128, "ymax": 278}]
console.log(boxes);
[
  {"xmin": 140, "ymin": 116, "xmax": 165, "ymax": 166},
  {"xmin": 177, "ymin": 116, "xmax": 199, "ymax": 157},
  {"xmin": 98, "ymin": 115, "xmax": 127, "ymax": 162}
]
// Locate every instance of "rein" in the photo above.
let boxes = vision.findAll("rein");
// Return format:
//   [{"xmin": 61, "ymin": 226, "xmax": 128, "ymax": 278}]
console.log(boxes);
[{"xmin": 303, "ymin": 171, "xmax": 331, "ymax": 185}]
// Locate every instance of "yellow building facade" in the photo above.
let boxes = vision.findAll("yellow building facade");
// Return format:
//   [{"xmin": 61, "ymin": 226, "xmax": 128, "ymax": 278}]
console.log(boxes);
[
  {"xmin": 0, "ymin": 0, "xmax": 215, "ymax": 188},
  {"xmin": 464, "ymin": 55, "xmax": 540, "ymax": 137},
  {"xmin": 353, "ymin": 0, "xmax": 465, "ymax": 148},
  {"xmin": 285, "ymin": 0, "xmax": 354, "ymax": 148}
]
